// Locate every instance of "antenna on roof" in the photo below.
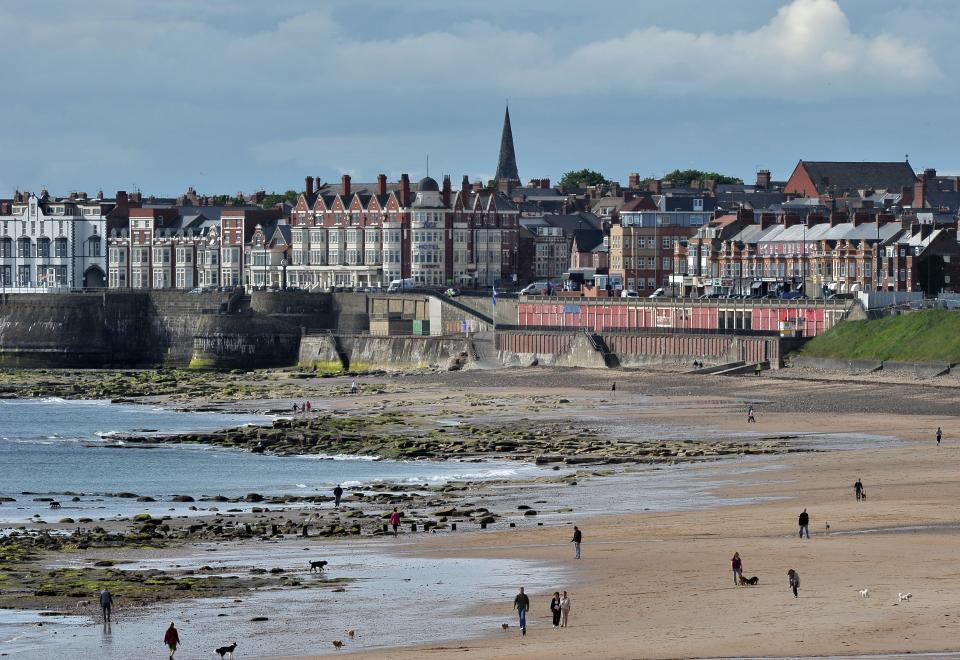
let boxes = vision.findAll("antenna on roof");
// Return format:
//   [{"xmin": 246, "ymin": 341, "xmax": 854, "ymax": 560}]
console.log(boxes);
[{"xmin": 426, "ymin": 154, "xmax": 429, "ymax": 178}]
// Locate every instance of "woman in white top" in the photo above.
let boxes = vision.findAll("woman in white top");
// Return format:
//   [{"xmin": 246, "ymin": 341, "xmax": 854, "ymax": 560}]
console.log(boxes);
[{"xmin": 559, "ymin": 591, "xmax": 571, "ymax": 627}]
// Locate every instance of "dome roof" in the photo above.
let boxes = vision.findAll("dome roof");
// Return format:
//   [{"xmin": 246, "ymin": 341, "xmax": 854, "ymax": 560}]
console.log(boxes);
[{"xmin": 417, "ymin": 176, "xmax": 440, "ymax": 192}]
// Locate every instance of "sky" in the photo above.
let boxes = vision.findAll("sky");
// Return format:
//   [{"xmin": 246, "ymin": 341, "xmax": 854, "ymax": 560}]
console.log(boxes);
[{"xmin": 0, "ymin": 0, "xmax": 958, "ymax": 197}]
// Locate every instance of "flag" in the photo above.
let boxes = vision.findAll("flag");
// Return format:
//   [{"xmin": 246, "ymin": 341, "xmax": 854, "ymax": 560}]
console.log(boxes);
[{"xmin": 492, "ymin": 284, "xmax": 497, "ymax": 308}]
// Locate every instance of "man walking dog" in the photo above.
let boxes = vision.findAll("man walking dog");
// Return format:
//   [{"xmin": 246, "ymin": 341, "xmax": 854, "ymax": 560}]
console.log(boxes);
[
  {"xmin": 798, "ymin": 508, "xmax": 810, "ymax": 539},
  {"xmin": 513, "ymin": 587, "xmax": 530, "ymax": 635}
]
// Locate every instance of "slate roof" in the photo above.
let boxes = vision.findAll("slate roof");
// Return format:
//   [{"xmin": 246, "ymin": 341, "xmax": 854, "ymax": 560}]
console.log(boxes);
[{"xmin": 799, "ymin": 161, "xmax": 917, "ymax": 194}]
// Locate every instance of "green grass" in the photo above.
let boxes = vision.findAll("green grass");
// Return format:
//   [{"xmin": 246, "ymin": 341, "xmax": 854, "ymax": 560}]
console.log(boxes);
[{"xmin": 800, "ymin": 310, "xmax": 960, "ymax": 362}]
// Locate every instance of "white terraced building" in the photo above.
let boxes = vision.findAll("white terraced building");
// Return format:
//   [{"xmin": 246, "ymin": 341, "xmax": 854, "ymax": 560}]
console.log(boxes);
[{"xmin": 0, "ymin": 192, "xmax": 108, "ymax": 291}]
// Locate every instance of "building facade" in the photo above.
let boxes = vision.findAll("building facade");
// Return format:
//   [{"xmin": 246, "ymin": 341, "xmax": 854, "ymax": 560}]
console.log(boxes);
[{"xmin": 0, "ymin": 192, "xmax": 108, "ymax": 291}]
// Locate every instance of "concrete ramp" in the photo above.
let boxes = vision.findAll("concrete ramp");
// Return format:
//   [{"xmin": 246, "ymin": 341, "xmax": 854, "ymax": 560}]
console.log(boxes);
[
  {"xmin": 713, "ymin": 361, "xmax": 768, "ymax": 376},
  {"xmin": 689, "ymin": 361, "xmax": 745, "ymax": 375}
]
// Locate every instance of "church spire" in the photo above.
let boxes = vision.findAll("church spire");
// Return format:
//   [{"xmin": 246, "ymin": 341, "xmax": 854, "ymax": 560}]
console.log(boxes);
[{"xmin": 495, "ymin": 105, "xmax": 520, "ymax": 183}]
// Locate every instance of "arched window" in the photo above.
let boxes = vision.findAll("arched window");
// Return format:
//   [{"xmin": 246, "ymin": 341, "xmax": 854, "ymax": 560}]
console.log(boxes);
[
  {"xmin": 17, "ymin": 237, "xmax": 31, "ymax": 258},
  {"xmin": 36, "ymin": 237, "xmax": 50, "ymax": 258},
  {"xmin": 87, "ymin": 235, "xmax": 101, "ymax": 257}
]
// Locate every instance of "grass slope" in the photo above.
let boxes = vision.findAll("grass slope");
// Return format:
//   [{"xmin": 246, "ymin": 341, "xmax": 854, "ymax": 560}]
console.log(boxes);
[{"xmin": 800, "ymin": 310, "xmax": 960, "ymax": 362}]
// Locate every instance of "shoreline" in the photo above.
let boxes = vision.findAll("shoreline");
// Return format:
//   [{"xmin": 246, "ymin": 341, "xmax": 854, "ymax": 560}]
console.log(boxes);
[{"xmin": 4, "ymin": 367, "xmax": 960, "ymax": 658}]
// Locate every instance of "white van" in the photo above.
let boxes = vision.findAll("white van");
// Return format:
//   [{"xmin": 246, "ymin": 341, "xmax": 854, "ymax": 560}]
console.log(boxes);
[
  {"xmin": 387, "ymin": 278, "xmax": 415, "ymax": 293},
  {"xmin": 520, "ymin": 282, "xmax": 549, "ymax": 295},
  {"xmin": 648, "ymin": 288, "xmax": 667, "ymax": 298}
]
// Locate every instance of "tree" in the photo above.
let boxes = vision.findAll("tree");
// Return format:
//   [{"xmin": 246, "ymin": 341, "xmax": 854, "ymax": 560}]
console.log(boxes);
[
  {"xmin": 660, "ymin": 169, "xmax": 741, "ymax": 186},
  {"xmin": 260, "ymin": 190, "xmax": 300, "ymax": 208},
  {"xmin": 559, "ymin": 169, "xmax": 607, "ymax": 191}
]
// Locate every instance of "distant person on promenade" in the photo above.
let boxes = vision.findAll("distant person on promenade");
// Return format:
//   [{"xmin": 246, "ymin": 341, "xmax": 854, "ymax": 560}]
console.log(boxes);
[
  {"xmin": 351, "ymin": 380, "xmax": 358, "ymax": 394},
  {"xmin": 164, "ymin": 622, "xmax": 180, "ymax": 660},
  {"xmin": 513, "ymin": 587, "xmax": 530, "ymax": 635},
  {"xmin": 571, "ymin": 526, "xmax": 582, "ymax": 559},
  {"xmin": 747, "ymin": 406, "xmax": 756, "ymax": 423},
  {"xmin": 333, "ymin": 484, "xmax": 343, "ymax": 508},
  {"xmin": 389, "ymin": 507, "xmax": 401, "ymax": 536},
  {"xmin": 787, "ymin": 569, "xmax": 800, "ymax": 598},
  {"xmin": 731, "ymin": 552, "xmax": 743, "ymax": 586},
  {"xmin": 798, "ymin": 509, "xmax": 810, "ymax": 539},
  {"xmin": 755, "ymin": 363, "xmax": 762, "ymax": 377},
  {"xmin": 937, "ymin": 427, "xmax": 942, "ymax": 446},
  {"xmin": 99, "ymin": 587, "xmax": 113, "ymax": 622},
  {"xmin": 560, "ymin": 591, "xmax": 571, "ymax": 627},
  {"xmin": 550, "ymin": 591, "xmax": 562, "ymax": 628},
  {"xmin": 854, "ymin": 478, "xmax": 864, "ymax": 502},
  {"xmin": 292, "ymin": 402, "xmax": 299, "ymax": 414},
  {"xmin": 611, "ymin": 381, "xmax": 616, "ymax": 393}
]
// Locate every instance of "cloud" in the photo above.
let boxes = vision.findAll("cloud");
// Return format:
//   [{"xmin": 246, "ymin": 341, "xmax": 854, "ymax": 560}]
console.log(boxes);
[{"xmin": 561, "ymin": 0, "xmax": 941, "ymax": 95}]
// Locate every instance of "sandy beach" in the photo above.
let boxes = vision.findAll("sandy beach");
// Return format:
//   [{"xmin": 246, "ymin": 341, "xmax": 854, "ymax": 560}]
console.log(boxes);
[
  {"xmin": 5, "ymin": 366, "xmax": 960, "ymax": 659},
  {"xmin": 268, "ymin": 374, "xmax": 960, "ymax": 660}
]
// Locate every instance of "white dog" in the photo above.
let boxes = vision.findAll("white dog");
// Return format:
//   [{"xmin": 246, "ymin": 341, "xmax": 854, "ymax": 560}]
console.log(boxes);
[
  {"xmin": 858, "ymin": 588, "xmax": 870, "ymax": 599},
  {"xmin": 898, "ymin": 592, "xmax": 912, "ymax": 603}
]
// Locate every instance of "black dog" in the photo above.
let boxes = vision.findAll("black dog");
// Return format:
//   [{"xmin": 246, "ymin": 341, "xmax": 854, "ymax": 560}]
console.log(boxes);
[
  {"xmin": 738, "ymin": 575, "xmax": 760, "ymax": 586},
  {"xmin": 309, "ymin": 560, "xmax": 328, "ymax": 573},
  {"xmin": 216, "ymin": 642, "xmax": 237, "ymax": 659}
]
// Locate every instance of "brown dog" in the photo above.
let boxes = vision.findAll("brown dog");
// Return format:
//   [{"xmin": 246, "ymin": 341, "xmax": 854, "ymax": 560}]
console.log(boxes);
[{"xmin": 332, "ymin": 640, "xmax": 343, "ymax": 650}]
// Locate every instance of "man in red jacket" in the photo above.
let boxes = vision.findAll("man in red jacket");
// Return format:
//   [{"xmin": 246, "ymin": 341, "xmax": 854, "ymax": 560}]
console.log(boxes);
[{"xmin": 164, "ymin": 622, "xmax": 180, "ymax": 659}]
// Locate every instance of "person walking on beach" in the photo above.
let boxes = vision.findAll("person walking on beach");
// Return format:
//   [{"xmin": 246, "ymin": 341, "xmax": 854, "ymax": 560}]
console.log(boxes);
[
  {"xmin": 333, "ymin": 484, "xmax": 343, "ymax": 508},
  {"xmin": 99, "ymin": 587, "xmax": 113, "ymax": 622},
  {"xmin": 351, "ymin": 379, "xmax": 358, "ymax": 394},
  {"xmin": 787, "ymin": 569, "xmax": 800, "ymax": 598},
  {"xmin": 560, "ymin": 590, "xmax": 571, "ymax": 627},
  {"xmin": 937, "ymin": 426, "xmax": 942, "ymax": 446},
  {"xmin": 389, "ymin": 507, "xmax": 401, "ymax": 536},
  {"xmin": 755, "ymin": 362, "xmax": 762, "ymax": 377},
  {"xmin": 854, "ymin": 478, "xmax": 864, "ymax": 502},
  {"xmin": 514, "ymin": 587, "xmax": 530, "ymax": 635},
  {"xmin": 571, "ymin": 526, "xmax": 582, "ymax": 559},
  {"xmin": 164, "ymin": 622, "xmax": 180, "ymax": 660},
  {"xmin": 798, "ymin": 509, "xmax": 810, "ymax": 539},
  {"xmin": 550, "ymin": 591, "xmax": 562, "ymax": 628},
  {"xmin": 747, "ymin": 406, "xmax": 756, "ymax": 423},
  {"xmin": 292, "ymin": 402, "xmax": 299, "ymax": 414},
  {"xmin": 731, "ymin": 552, "xmax": 743, "ymax": 586},
  {"xmin": 305, "ymin": 401, "xmax": 312, "ymax": 413}
]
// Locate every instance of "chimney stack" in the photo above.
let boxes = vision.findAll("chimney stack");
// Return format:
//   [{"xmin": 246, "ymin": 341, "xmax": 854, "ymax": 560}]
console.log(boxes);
[
  {"xmin": 852, "ymin": 211, "xmax": 869, "ymax": 227},
  {"xmin": 377, "ymin": 174, "xmax": 387, "ymax": 197},
  {"xmin": 628, "ymin": 173, "xmax": 641, "ymax": 189},
  {"xmin": 341, "ymin": 174, "xmax": 351, "ymax": 197},
  {"xmin": 756, "ymin": 169, "xmax": 771, "ymax": 190},
  {"xmin": 783, "ymin": 213, "xmax": 800, "ymax": 228},
  {"xmin": 442, "ymin": 175, "xmax": 451, "ymax": 206},
  {"xmin": 829, "ymin": 210, "xmax": 847, "ymax": 227},
  {"xmin": 461, "ymin": 175, "xmax": 470, "ymax": 196},
  {"xmin": 647, "ymin": 179, "xmax": 662, "ymax": 194},
  {"xmin": 305, "ymin": 176, "xmax": 314, "ymax": 197},
  {"xmin": 400, "ymin": 174, "xmax": 411, "ymax": 207}
]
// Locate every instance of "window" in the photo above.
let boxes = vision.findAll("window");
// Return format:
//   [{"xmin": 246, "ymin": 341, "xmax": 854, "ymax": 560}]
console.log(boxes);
[
  {"xmin": 54, "ymin": 238, "xmax": 68, "ymax": 258},
  {"xmin": 152, "ymin": 247, "xmax": 170, "ymax": 264},
  {"xmin": 176, "ymin": 247, "xmax": 193, "ymax": 264},
  {"xmin": 0, "ymin": 265, "xmax": 9, "ymax": 285},
  {"xmin": 35, "ymin": 238, "xmax": 50, "ymax": 258},
  {"xmin": 18, "ymin": 265, "xmax": 31, "ymax": 286},
  {"xmin": 88, "ymin": 236, "xmax": 101, "ymax": 257},
  {"xmin": 0, "ymin": 238, "xmax": 10, "ymax": 258},
  {"xmin": 17, "ymin": 238, "xmax": 31, "ymax": 258}
]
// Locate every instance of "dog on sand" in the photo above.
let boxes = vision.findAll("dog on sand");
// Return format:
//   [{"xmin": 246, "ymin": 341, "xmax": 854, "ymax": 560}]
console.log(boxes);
[
  {"xmin": 347, "ymin": 630, "xmax": 355, "ymax": 640},
  {"xmin": 215, "ymin": 642, "xmax": 237, "ymax": 659},
  {"xmin": 501, "ymin": 623, "xmax": 509, "ymax": 631},
  {"xmin": 737, "ymin": 574, "xmax": 760, "ymax": 586},
  {"xmin": 858, "ymin": 588, "xmax": 871, "ymax": 599},
  {"xmin": 332, "ymin": 640, "xmax": 343, "ymax": 650},
  {"xmin": 898, "ymin": 592, "xmax": 912, "ymax": 603},
  {"xmin": 309, "ymin": 560, "xmax": 328, "ymax": 573}
]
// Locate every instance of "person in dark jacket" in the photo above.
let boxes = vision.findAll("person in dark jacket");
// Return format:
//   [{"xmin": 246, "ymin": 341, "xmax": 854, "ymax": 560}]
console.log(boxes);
[
  {"xmin": 550, "ymin": 591, "xmax": 562, "ymax": 628},
  {"xmin": 731, "ymin": 552, "xmax": 743, "ymax": 586},
  {"xmin": 798, "ymin": 509, "xmax": 810, "ymax": 539},
  {"xmin": 571, "ymin": 526, "xmax": 582, "ymax": 559},
  {"xmin": 164, "ymin": 622, "xmax": 180, "ymax": 660},
  {"xmin": 854, "ymin": 478, "xmax": 864, "ymax": 502},
  {"xmin": 513, "ymin": 587, "xmax": 530, "ymax": 635},
  {"xmin": 333, "ymin": 484, "xmax": 343, "ymax": 508},
  {"xmin": 787, "ymin": 569, "xmax": 800, "ymax": 598},
  {"xmin": 99, "ymin": 588, "xmax": 113, "ymax": 622}
]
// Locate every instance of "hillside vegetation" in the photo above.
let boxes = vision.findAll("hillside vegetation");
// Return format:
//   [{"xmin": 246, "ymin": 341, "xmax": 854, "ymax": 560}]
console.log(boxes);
[{"xmin": 799, "ymin": 310, "xmax": 960, "ymax": 363}]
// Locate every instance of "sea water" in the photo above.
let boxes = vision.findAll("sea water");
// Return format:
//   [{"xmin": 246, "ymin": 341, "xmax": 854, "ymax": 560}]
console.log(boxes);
[{"xmin": 0, "ymin": 399, "xmax": 549, "ymax": 524}]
